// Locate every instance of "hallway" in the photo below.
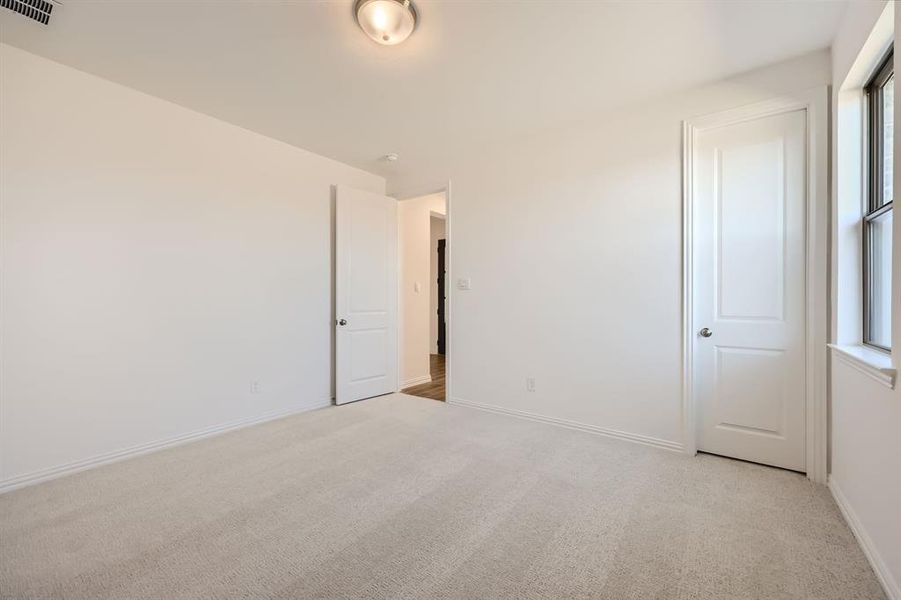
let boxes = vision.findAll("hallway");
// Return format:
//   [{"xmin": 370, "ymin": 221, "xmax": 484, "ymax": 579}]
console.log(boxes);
[{"xmin": 401, "ymin": 354, "xmax": 445, "ymax": 401}]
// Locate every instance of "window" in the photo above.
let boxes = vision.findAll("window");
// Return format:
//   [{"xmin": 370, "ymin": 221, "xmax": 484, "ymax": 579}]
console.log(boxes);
[{"xmin": 865, "ymin": 48, "xmax": 894, "ymax": 350}]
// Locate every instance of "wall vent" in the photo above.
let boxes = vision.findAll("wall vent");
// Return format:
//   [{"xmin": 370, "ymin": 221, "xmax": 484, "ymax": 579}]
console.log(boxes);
[{"xmin": 1, "ymin": 0, "xmax": 54, "ymax": 25}]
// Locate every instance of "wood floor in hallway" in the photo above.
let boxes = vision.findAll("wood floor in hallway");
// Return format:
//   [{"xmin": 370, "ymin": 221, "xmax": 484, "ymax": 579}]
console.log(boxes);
[{"xmin": 401, "ymin": 354, "xmax": 446, "ymax": 401}]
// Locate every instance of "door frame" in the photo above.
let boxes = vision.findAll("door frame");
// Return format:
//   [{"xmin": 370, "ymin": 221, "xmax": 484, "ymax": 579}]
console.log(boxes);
[
  {"xmin": 445, "ymin": 181, "xmax": 453, "ymax": 402},
  {"xmin": 681, "ymin": 87, "xmax": 829, "ymax": 483},
  {"xmin": 395, "ymin": 181, "xmax": 454, "ymax": 399}
]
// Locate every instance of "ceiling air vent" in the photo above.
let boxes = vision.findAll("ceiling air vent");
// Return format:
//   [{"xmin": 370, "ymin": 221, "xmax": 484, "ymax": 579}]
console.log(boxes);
[{"xmin": 1, "ymin": 0, "xmax": 54, "ymax": 25}]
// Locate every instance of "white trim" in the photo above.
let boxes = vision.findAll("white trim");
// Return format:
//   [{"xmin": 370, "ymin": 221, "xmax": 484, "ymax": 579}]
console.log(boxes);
[
  {"xmin": 806, "ymin": 85, "xmax": 830, "ymax": 485},
  {"xmin": 0, "ymin": 398, "xmax": 332, "ymax": 495},
  {"xmin": 401, "ymin": 374, "xmax": 432, "ymax": 388},
  {"xmin": 682, "ymin": 119, "xmax": 696, "ymax": 457},
  {"xmin": 395, "ymin": 190, "xmax": 403, "ymax": 392},
  {"xmin": 682, "ymin": 87, "xmax": 830, "ymax": 483},
  {"xmin": 829, "ymin": 477, "xmax": 901, "ymax": 600},
  {"xmin": 829, "ymin": 344, "xmax": 897, "ymax": 389},
  {"xmin": 449, "ymin": 397, "xmax": 684, "ymax": 453},
  {"xmin": 445, "ymin": 180, "xmax": 454, "ymax": 403}
]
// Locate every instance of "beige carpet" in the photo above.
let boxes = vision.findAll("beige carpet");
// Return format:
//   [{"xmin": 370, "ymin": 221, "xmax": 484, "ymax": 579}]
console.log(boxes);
[{"xmin": 0, "ymin": 393, "xmax": 885, "ymax": 599}]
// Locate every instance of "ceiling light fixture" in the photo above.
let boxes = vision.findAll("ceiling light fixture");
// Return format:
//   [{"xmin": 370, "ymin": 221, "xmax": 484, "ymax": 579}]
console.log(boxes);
[{"xmin": 354, "ymin": 0, "xmax": 417, "ymax": 46}]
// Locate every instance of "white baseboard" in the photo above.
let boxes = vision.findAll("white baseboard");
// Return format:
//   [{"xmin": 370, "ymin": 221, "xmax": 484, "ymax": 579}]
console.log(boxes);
[
  {"xmin": 829, "ymin": 476, "xmax": 900, "ymax": 600},
  {"xmin": 0, "ymin": 398, "xmax": 332, "ymax": 495},
  {"xmin": 401, "ymin": 374, "xmax": 432, "ymax": 389},
  {"xmin": 448, "ymin": 397, "xmax": 683, "ymax": 453}
]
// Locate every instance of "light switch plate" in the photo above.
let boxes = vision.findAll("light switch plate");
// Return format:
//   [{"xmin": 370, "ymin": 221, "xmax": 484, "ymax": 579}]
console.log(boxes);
[{"xmin": 457, "ymin": 278, "xmax": 471, "ymax": 290}]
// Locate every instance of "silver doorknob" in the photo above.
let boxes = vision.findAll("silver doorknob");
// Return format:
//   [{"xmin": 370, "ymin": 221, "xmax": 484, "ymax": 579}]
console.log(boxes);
[
  {"xmin": 699, "ymin": 327, "xmax": 713, "ymax": 338},
  {"xmin": 337, "ymin": 319, "xmax": 347, "ymax": 326}
]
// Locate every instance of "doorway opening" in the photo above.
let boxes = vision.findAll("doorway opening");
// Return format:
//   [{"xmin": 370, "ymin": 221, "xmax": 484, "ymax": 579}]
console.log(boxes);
[{"xmin": 398, "ymin": 191, "xmax": 447, "ymax": 401}]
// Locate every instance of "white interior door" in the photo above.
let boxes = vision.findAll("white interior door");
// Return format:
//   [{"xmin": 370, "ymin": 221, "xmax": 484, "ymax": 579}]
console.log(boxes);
[
  {"xmin": 693, "ymin": 109, "xmax": 807, "ymax": 472},
  {"xmin": 336, "ymin": 185, "xmax": 398, "ymax": 405}
]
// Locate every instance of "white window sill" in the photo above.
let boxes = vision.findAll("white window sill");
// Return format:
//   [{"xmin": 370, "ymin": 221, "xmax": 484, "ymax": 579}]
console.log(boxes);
[{"xmin": 828, "ymin": 344, "xmax": 896, "ymax": 389}]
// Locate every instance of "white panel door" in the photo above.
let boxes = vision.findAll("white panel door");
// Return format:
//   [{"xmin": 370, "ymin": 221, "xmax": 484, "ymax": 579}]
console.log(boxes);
[
  {"xmin": 693, "ymin": 109, "xmax": 807, "ymax": 472},
  {"xmin": 336, "ymin": 185, "xmax": 398, "ymax": 405}
]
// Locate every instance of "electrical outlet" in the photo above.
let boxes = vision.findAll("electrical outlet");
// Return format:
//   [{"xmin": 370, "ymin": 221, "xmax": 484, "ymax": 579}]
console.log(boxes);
[
  {"xmin": 526, "ymin": 377, "xmax": 536, "ymax": 392},
  {"xmin": 251, "ymin": 381, "xmax": 261, "ymax": 394}
]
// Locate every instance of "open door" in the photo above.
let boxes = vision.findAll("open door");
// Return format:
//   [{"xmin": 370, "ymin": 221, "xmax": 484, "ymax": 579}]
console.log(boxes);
[
  {"xmin": 692, "ymin": 109, "xmax": 807, "ymax": 472},
  {"xmin": 335, "ymin": 185, "xmax": 398, "ymax": 405}
]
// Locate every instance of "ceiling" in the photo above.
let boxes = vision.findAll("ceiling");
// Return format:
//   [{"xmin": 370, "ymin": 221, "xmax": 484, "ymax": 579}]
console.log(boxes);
[{"xmin": 1, "ymin": 0, "xmax": 847, "ymax": 192}]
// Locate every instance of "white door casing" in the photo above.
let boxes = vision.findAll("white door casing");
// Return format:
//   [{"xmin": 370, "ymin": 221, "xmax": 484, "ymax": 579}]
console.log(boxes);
[
  {"xmin": 691, "ymin": 109, "xmax": 808, "ymax": 472},
  {"xmin": 335, "ymin": 185, "xmax": 398, "ymax": 405}
]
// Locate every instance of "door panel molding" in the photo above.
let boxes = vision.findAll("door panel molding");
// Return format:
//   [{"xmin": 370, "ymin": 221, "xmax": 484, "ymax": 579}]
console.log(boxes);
[{"xmin": 682, "ymin": 87, "xmax": 829, "ymax": 483}]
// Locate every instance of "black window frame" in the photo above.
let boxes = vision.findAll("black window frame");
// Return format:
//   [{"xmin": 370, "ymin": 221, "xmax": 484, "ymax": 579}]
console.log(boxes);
[{"xmin": 863, "ymin": 48, "xmax": 894, "ymax": 351}]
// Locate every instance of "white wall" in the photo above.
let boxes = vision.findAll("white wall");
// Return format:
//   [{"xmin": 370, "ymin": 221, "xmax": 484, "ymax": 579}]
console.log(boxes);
[
  {"xmin": 430, "ymin": 216, "xmax": 446, "ymax": 354},
  {"xmin": 827, "ymin": 3, "xmax": 901, "ymax": 598},
  {"xmin": 390, "ymin": 51, "xmax": 831, "ymax": 449},
  {"xmin": 830, "ymin": 358, "xmax": 901, "ymax": 598},
  {"xmin": 398, "ymin": 193, "xmax": 445, "ymax": 386},
  {"xmin": 0, "ymin": 44, "xmax": 385, "ymax": 489}
]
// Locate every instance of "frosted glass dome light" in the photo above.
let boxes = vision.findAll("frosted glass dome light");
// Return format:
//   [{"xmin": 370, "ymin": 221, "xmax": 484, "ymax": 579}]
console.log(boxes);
[{"xmin": 354, "ymin": 0, "xmax": 417, "ymax": 46}]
